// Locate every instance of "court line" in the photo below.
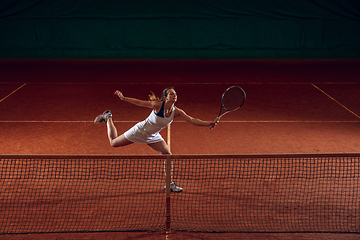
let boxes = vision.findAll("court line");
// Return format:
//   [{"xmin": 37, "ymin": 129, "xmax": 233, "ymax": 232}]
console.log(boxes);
[
  {"xmin": 0, "ymin": 83, "xmax": 26, "ymax": 103},
  {"xmin": 312, "ymin": 84, "xmax": 360, "ymax": 119}
]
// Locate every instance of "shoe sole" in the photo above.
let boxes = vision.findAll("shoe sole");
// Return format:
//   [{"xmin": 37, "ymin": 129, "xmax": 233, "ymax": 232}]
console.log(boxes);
[
  {"xmin": 94, "ymin": 115, "xmax": 104, "ymax": 124},
  {"xmin": 172, "ymin": 189, "xmax": 183, "ymax": 192},
  {"xmin": 164, "ymin": 188, "xmax": 183, "ymax": 192}
]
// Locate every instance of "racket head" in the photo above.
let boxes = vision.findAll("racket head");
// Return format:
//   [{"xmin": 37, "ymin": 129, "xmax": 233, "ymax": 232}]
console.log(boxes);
[{"xmin": 221, "ymin": 86, "xmax": 246, "ymax": 111}]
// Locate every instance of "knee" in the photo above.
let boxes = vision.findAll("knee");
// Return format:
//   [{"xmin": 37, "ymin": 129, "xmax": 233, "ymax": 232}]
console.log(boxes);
[
  {"xmin": 110, "ymin": 139, "xmax": 122, "ymax": 148},
  {"xmin": 110, "ymin": 141, "xmax": 117, "ymax": 148}
]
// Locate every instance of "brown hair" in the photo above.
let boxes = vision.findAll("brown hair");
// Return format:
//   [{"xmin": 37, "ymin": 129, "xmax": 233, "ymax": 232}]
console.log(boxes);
[
  {"xmin": 148, "ymin": 87, "xmax": 174, "ymax": 102},
  {"xmin": 148, "ymin": 91, "xmax": 161, "ymax": 102}
]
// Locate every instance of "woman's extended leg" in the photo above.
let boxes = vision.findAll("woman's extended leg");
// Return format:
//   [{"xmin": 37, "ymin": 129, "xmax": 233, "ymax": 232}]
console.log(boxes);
[
  {"xmin": 149, "ymin": 141, "xmax": 183, "ymax": 192},
  {"xmin": 148, "ymin": 141, "xmax": 171, "ymax": 155}
]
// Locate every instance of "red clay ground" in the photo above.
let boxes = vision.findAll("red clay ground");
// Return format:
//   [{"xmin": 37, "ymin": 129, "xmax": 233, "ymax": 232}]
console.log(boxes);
[{"xmin": 0, "ymin": 58, "xmax": 359, "ymax": 239}]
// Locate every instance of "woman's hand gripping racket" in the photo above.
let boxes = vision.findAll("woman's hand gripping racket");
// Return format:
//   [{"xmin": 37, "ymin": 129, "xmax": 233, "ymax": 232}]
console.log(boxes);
[{"xmin": 210, "ymin": 86, "xmax": 246, "ymax": 129}]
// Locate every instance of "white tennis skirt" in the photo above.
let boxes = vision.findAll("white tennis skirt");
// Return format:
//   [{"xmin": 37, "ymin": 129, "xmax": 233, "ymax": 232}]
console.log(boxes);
[{"xmin": 124, "ymin": 122, "xmax": 164, "ymax": 144}]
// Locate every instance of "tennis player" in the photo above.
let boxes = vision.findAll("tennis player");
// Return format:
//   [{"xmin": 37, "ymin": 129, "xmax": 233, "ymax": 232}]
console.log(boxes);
[{"xmin": 94, "ymin": 87, "xmax": 217, "ymax": 192}]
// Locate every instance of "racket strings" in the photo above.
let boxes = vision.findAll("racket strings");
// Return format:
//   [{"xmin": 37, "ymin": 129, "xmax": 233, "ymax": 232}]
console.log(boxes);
[{"xmin": 222, "ymin": 87, "xmax": 246, "ymax": 111}]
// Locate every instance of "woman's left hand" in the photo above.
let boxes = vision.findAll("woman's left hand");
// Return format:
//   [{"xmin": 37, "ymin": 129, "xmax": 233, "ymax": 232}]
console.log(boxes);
[{"xmin": 114, "ymin": 90, "xmax": 125, "ymax": 100}]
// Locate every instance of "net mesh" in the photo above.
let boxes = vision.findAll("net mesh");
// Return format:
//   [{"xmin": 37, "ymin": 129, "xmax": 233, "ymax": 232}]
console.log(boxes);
[
  {"xmin": 0, "ymin": 154, "xmax": 359, "ymax": 234},
  {"xmin": 0, "ymin": 155, "xmax": 166, "ymax": 234},
  {"xmin": 171, "ymin": 155, "xmax": 360, "ymax": 233}
]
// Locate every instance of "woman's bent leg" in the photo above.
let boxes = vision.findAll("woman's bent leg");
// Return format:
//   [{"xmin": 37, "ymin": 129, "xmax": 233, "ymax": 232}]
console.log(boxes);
[{"xmin": 107, "ymin": 118, "xmax": 133, "ymax": 147}]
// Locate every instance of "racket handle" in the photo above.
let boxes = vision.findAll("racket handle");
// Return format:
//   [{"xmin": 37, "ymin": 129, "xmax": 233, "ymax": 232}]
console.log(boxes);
[{"xmin": 209, "ymin": 116, "xmax": 220, "ymax": 129}]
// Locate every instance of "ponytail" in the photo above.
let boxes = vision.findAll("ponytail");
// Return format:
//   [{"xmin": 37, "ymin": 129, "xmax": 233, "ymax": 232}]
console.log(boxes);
[
  {"xmin": 148, "ymin": 91, "xmax": 161, "ymax": 102},
  {"xmin": 148, "ymin": 87, "xmax": 174, "ymax": 102}
]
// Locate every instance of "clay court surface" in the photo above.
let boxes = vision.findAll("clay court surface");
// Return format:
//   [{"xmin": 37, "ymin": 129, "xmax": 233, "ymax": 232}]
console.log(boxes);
[{"xmin": 0, "ymin": 58, "xmax": 359, "ymax": 239}]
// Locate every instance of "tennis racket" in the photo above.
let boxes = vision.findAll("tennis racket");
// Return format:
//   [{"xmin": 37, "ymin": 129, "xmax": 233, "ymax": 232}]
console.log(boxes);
[{"xmin": 210, "ymin": 86, "xmax": 246, "ymax": 129}]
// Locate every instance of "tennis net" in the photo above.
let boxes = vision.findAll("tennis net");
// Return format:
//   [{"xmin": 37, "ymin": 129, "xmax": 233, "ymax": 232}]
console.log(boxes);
[{"xmin": 0, "ymin": 154, "xmax": 359, "ymax": 234}]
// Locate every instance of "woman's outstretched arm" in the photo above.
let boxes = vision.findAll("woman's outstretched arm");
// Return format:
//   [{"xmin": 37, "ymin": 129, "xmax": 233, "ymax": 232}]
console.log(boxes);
[
  {"xmin": 175, "ymin": 107, "xmax": 217, "ymax": 128},
  {"xmin": 114, "ymin": 90, "xmax": 160, "ymax": 109}
]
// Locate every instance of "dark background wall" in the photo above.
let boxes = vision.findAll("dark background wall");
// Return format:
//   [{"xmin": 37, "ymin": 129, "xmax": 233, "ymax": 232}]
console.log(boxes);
[{"xmin": 1, "ymin": 0, "xmax": 360, "ymax": 58}]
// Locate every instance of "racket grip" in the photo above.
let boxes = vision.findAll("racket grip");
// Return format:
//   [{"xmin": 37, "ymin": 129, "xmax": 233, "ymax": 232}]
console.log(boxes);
[{"xmin": 209, "ymin": 116, "xmax": 220, "ymax": 129}]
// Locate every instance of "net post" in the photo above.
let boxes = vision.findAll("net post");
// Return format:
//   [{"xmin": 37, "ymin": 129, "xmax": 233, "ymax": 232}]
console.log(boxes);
[{"xmin": 165, "ymin": 154, "xmax": 171, "ymax": 232}]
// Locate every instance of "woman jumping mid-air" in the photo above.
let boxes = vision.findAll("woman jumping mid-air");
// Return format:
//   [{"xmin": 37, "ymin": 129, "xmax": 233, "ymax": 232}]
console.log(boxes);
[{"xmin": 94, "ymin": 87, "xmax": 218, "ymax": 192}]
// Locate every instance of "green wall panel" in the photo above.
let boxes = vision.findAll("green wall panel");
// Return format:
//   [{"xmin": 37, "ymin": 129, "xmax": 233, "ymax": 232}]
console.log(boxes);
[{"xmin": 1, "ymin": 0, "xmax": 359, "ymax": 58}]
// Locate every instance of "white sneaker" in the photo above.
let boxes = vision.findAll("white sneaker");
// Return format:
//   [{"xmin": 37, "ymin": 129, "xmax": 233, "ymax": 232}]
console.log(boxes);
[
  {"xmin": 94, "ymin": 110, "xmax": 112, "ymax": 124},
  {"xmin": 164, "ymin": 182, "xmax": 183, "ymax": 192}
]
